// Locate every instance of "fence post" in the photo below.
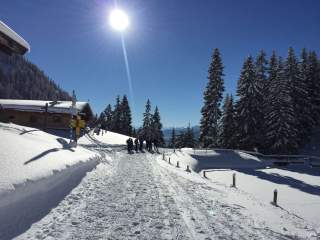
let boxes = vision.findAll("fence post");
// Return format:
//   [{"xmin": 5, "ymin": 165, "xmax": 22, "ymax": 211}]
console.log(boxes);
[
  {"xmin": 273, "ymin": 189, "xmax": 278, "ymax": 206},
  {"xmin": 162, "ymin": 153, "xmax": 165, "ymax": 160},
  {"xmin": 186, "ymin": 165, "xmax": 191, "ymax": 172},
  {"xmin": 169, "ymin": 157, "xmax": 171, "ymax": 164},
  {"xmin": 176, "ymin": 161, "xmax": 180, "ymax": 168},
  {"xmin": 232, "ymin": 173, "xmax": 236, "ymax": 187},
  {"xmin": 203, "ymin": 171, "xmax": 206, "ymax": 178}
]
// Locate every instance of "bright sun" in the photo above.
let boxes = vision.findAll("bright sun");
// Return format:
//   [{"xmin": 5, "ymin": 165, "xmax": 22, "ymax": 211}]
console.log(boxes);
[{"xmin": 109, "ymin": 9, "xmax": 129, "ymax": 32}]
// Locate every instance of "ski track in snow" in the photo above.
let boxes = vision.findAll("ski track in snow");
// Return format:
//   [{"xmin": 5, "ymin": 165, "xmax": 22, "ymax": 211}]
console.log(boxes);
[{"xmin": 15, "ymin": 144, "xmax": 314, "ymax": 240}]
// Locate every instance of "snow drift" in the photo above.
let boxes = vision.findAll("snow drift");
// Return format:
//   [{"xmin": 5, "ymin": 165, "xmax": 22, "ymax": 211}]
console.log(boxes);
[
  {"xmin": 79, "ymin": 129, "xmax": 132, "ymax": 147},
  {"xmin": 0, "ymin": 123, "xmax": 99, "ymax": 239},
  {"xmin": 165, "ymin": 148, "xmax": 320, "ymax": 233}
]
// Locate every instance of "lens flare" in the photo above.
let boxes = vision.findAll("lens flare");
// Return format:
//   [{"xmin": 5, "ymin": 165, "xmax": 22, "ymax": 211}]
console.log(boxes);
[{"xmin": 109, "ymin": 9, "xmax": 129, "ymax": 32}]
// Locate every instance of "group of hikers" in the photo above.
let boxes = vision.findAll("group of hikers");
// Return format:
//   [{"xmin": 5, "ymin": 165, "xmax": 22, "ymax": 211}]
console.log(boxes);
[{"xmin": 126, "ymin": 137, "xmax": 159, "ymax": 154}]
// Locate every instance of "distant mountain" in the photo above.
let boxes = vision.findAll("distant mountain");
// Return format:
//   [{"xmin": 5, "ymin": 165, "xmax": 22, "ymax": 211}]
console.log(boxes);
[
  {"xmin": 0, "ymin": 52, "xmax": 71, "ymax": 101},
  {"xmin": 163, "ymin": 125, "xmax": 200, "ymax": 143}
]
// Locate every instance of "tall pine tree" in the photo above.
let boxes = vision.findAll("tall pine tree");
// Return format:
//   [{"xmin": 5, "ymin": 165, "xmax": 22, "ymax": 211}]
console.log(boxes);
[
  {"xmin": 255, "ymin": 50, "xmax": 268, "ymax": 149},
  {"xmin": 285, "ymin": 47, "xmax": 309, "ymax": 146},
  {"xmin": 221, "ymin": 94, "xmax": 236, "ymax": 149},
  {"xmin": 103, "ymin": 104, "xmax": 113, "ymax": 130},
  {"xmin": 200, "ymin": 48, "xmax": 225, "ymax": 148},
  {"xmin": 265, "ymin": 55, "xmax": 298, "ymax": 154},
  {"xmin": 112, "ymin": 95, "xmax": 122, "ymax": 133},
  {"xmin": 151, "ymin": 106, "xmax": 164, "ymax": 145},
  {"xmin": 119, "ymin": 95, "xmax": 132, "ymax": 136},
  {"xmin": 235, "ymin": 56, "xmax": 262, "ymax": 151},
  {"xmin": 184, "ymin": 124, "xmax": 196, "ymax": 148},
  {"xmin": 169, "ymin": 128, "xmax": 176, "ymax": 148},
  {"xmin": 297, "ymin": 48, "xmax": 313, "ymax": 143},
  {"xmin": 142, "ymin": 99, "xmax": 153, "ymax": 141},
  {"xmin": 307, "ymin": 51, "xmax": 320, "ymax": 126}
]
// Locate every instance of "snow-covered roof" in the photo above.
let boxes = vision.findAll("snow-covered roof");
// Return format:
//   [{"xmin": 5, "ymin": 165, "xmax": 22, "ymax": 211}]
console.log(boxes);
[
  {"xmin": 0, "ymin": 99, "xmax": 91, "ymax": 115},
  {"xmin": 0, "ymin": 21, "xmax": 30, "ymax": 54}
]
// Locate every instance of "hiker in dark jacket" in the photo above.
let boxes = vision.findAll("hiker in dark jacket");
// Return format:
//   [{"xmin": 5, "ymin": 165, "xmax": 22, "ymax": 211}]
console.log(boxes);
[
  {"xmin": 127, "ymin": 138, "xmax": 133, "ymax": 153},
  {"xmin": 134, "ymin": 138, "xmax": 139, "ymax": 152}
]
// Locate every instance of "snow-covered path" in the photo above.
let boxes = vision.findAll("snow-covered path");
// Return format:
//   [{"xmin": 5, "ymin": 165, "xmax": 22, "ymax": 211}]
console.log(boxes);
[{"xmin": 16, "ymin": 146, "xmax": 313, "ymax": 239}]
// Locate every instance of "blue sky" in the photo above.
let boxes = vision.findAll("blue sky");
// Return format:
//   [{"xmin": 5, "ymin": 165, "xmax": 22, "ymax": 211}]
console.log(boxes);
[{"xmin": 1, "ymin": 0, "xmax": 320, "ymax": 127}]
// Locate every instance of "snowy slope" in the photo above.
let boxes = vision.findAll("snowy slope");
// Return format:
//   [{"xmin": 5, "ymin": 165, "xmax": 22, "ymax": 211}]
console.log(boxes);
[
  {"xmin": 165, "ymin": 148, "xmax": 320, "ymax": 233},
  {"xmin": 79, "ymin": 129, "xmax": 132, "ymax": 146},
  {"xmin": 0, "ymin": 123, "xmax": 99, "ymax": 239},
  {"xmin": 0, "ymin": 122, "xmax": 98, "ymax": 194},
  {"xmin": 166, "ymin": 148, "xmax": 266, "ymax": 172}
]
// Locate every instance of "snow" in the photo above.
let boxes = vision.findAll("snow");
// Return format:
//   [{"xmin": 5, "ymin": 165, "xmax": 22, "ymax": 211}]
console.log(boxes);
[
  {"xmin": 206, "ymin": 168, "xmax": 320, "ymax": 227},
  {"xmin": 0, "ymin": 21, "xmax": 30, "ymax": 52},
  {"xmin": 0, "ymin": 122, "xmax": 99, "ymax": 239},
  {"xmin": 165, "ymin": 148, "xmax": 320, "ymax": 234},
  {"xmin": 79, "ymin": 129, "xmax": 132, "ymax": 146},
  {"xmin": 166, "ymin": 148, "xmax": 266, "ymax": 172},
  {"xmin": 16, "ymin": 148, "xmax": 318, "ymax": 239},
  {"xmin": 0, "ymin": 123, "xmax": 97, "ymax": 192},
  {"xmin": 2, "ymin": 129, "xmax": 319, "ymax": 239},
  {"xmin": 0, "ymin": 99, "xmax": 90, "ymax": 115}
]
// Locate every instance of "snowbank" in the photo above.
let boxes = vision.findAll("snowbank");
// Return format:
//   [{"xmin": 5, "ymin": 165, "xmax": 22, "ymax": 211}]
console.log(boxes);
[
  {"xmin": 0, "ymin": 123, "xmax": 99, "ymax": 239},
  {"xmin": 156, "ymin": 155, "xmax": 318, "ymax": 238},
  {"xmin": 79, "ymin": 130, "xmax": 131, "ymax": 146},
  {"xmin": 164, "ymin": 148, "xmax": 320, "ymax": 232},
  {"xmin": 167, "ymin": 148, "xmax": 266, "ymax": 172},
  {"xmin": 207, "ymin": 168, "xmax": 320, "ymax": 227},
  {"xmin": 0, "ymin": 123, "xmax": 98, "ymax": 194}
]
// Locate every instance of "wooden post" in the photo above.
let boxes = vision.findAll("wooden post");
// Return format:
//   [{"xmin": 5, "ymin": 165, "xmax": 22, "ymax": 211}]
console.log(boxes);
[
  {"xmin": 162, "ymin": 153, "xmax": 165, "ymax": 160},
  {"xmin": 273, "ymin": 189, "xmax": 278, "ymax": 206},
  {"xmin": 203, "ymin": 171, "xmax": 206, "ymax": 178},
  {"xmin": 186, "ymin": 165, "xmax": 191, "ymax": 172},
  {"xmin": 232, "ymin": 173, "xmax": 236, "ymax": 187},
  {"xmin": 176, "ymin": 161, "xmax": 180, "ymax": 168},
  {"xmin": 169, "ymin": 157, "xmax": 171, "ymax": 164}
]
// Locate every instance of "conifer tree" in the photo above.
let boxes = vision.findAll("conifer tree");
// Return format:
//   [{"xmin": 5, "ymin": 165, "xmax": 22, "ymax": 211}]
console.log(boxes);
[
  {"xmin": 120, "ymin": 95, "xmax": 132, "ymax": 136},
  {"xmin": 297, "ymin": 48, "xmax": 313, "ymax": 143},
  {"xmin": 264, "ymin": 51, "xmax": 278, "ymax": 151},
  {"xmin": 103, "ymin": 104, "xmax": 113, "ymax": 131},
  {"xmin": 184, "ymin": 124, "xmax": 196, "ymax": 148},
  {"xmin": 151, "ymin": 106, "xmax": 164, "ymax": 146},
  {"xmin": 132, "ymin": 128, "xmax": 137, "ymax": 138},
  {"xmin": 112, "ymin": 96, "xmax": 121, "ymax": 132},
  {"xmin": 235, "ymin": 56, "xmax": 261, "ymax": 151},
  {"xmin": 175, "ymin": 125, "xmax": 196, "ymax": 148},
  {"xmin": 307, "ymin": 51, "xmax": 320, "ymax": 126},
  {"xmin": 169, "ymin": 128, "xmax": 176, "ymax": 148},
  {"xmin": 255, "ymin": 50, "xmax": 268, "ymax": 148},
  {"xmin": 265, "ymin": 56, "xmax": 298, "ymax": 154},
  {"xmin": 200, "ymin": 48, "xmax": 225, "ymax": 147},
  {"xmin": 98, "ymin": 112, "xmax": 106, "ymax": 129},
  {"xmin": 221, "ymin": 94, "xmax": 236, "ymax": 149},
  {"xmin": 285, "ymin": 47, "xmax": 309, "ymax": 146},
  {"xmin": 142, "ymin": 99, "xmax": 153, "ymax": 141}
]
